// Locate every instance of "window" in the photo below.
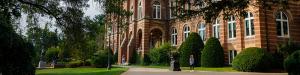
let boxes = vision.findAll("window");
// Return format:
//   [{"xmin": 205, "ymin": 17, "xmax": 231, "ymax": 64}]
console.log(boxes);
[
  {"xmin": 152, "ymin": 1, "xmax": 161, "ymax": 19},
  {"xmin": 130, "ymin": 6, "xmax": 134, "ymax": 21},
  {"xmin": 183, "ymin": 25, "xmax": 190, "ymax": 40},
  {"xmin": 228, "ymin": 16, "xmax": 236, "ymax": 39},
  {"xmin": 245, "ymin": 12, "xmax": 255, "ymax": 36},
  {"xmin": 198, "ymin": 23, "xmax": 206, "ymax": 41},
  {"xmin": 171, "ymin": 28, "xmax": 177, "ymax": 46},
  {"xmin": 169, "ymin": 1, "xmax": 175, "ymax": 19},
  {"xmin": 213, "ymin": 19, "xmax": 220, "ymax": 38},
  {"xmin": 138, "ymin": 0, "xmax": 143, "ymax": 19},
  {"xmin": 276, "ymin": 12, "xmax": 289, "ymax": 37},
  {"xmin": 228, "ymin": 50, "xmax": 237, "ymax": 65}
]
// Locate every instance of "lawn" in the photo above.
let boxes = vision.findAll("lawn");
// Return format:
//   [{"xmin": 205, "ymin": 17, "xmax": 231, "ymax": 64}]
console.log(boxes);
[
  {"xmin": 36, "ymin": 67, "xmax": 128, "ymax": 75},
  {"xmin": 133, "ymin": 65, "xmax": 237, "ymax": 72}
]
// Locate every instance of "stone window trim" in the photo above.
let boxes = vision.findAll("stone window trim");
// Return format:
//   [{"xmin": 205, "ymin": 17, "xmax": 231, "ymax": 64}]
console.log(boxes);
[
  {"xmin": 152, "ymin": 1, "xmax": 161, "ymax": 19},
  {"xmin": 228, "ymin": 15, "xmax": 237, "ymax": 39},
  {"xmin": 183, "ymin": 24, "xmax": 190, "ymax": 41},
  {"xmin": 245, "ymin": 12, "xmax": 255, "ymax": 38},
  {"xmin": 198, "ymin": 22, "xmax": 206, "ymax": 41},
  {"xmin": 213, "ymin": 18, "xmax": 220, "ymax": 39},
  {"xmin": 276, "ymin": 11, "xmax": 289, "ymax": 38}
]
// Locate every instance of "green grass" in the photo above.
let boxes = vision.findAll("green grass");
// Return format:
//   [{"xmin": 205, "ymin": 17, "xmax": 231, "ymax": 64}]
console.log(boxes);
[
  {"xmin": 132, "ymin": 65, "xmax": 237, "ymax": 72},
  {"xmin": 36, "ymin": 67, "xmax": 128, "ymax": 75}
]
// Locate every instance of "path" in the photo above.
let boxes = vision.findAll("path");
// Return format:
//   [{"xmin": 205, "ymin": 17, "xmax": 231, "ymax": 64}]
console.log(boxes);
[{"xmin": 121, "ymin": 67, "xmax": 288, "ymax": 75}]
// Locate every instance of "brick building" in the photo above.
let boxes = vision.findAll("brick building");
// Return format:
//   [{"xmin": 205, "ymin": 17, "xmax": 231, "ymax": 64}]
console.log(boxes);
[{"xmin": 106, "ymin": 0, "xmax": 300, "ymax": 65}]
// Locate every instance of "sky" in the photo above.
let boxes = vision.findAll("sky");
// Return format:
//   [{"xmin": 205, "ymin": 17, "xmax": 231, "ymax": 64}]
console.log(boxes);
[{"xmin": 19, "ymin": 0, "xmax": 103, "ymax": 35}]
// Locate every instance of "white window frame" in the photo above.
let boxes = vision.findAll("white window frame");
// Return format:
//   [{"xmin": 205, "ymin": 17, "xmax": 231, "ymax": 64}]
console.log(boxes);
[
  {"xmin": 152, "ymin": 1, "xmax": 161, "ymax": 19},
  {"xmin": 183, "ymin": 25, "xmax": 190, "ymax": 41},
  {"xmin": 228, "ymin": 16, "xmax": 236, "ymax": 39},
  {"xmin": 276, "ymin": 12, "xmax": 289, "ymax": 37},
  {"xmin": 138, "ymin": 0, "xmax": 143, "ymax": 19},
  {"xmin": 171, "ymin": 28, "xmax": 177, "ymax": 46},
  {"xmin": 169, "ymin": 1, "xmax": 174, "ymax": 19},
  {"xmin": 245, "ymin": 12, "xmax": 255, "ymax": 37},
  {"xmin": 198, "ymin": 23, "xmax": 206, "ymax": 41},
  {"xmin": 228, "ymin": 50, "xmax": 237, "ymax": 65},
  {"xmin": 213, "ymin": 19, "xmax": 220, "ymax": 39}
]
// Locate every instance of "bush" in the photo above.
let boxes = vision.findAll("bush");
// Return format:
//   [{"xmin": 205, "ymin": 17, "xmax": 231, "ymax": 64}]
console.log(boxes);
[
  {"xmin": 140, "ymin": 54, "xmax": 151, "ymax": 66},
  {"xmin": 45, "ymin": 47, "xmax": 61, "ymax": 62},
  {"xmin": 149, "ymin": 42, "xmax": 174, "ymax": 65},
  {"xmin": 0, "ymin": 25, "xmax": 36, "ymax": 75},
  {"xmin": 232, "ymin": 47, "xmax": 273, "ymax": 72},
  {"xmin": 130, "ymin": 49, "xmax": 138, "ymax": 64},
  {"xmin": 284, "ymin": 50, "xmax": 300, "ymax": 75},
  {"xmin": 91, "ymin": 48, "xmax": 112, "ymax": 68},
  {"xmin": 66, "ymin": 60, "xmax": 82, "ymax": 68},
  {"xmin": 201, "ymin": 37, "xmax": 224, "ymax": 67},
  {"xmin": 178, "ymin": 32, "xmax": 204, "ymax": 67}
]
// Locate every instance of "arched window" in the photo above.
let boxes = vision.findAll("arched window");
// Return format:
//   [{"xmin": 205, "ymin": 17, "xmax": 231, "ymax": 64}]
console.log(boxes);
[
  {"xmin": 152, "ymin": 1, "xmax": 161, "ymax": 19},
  {"xmin": 228, "ymin": 15, "xmax": 236, "ymax": 39},
  {"xmin": 276, "ymin": 12, "xmax": 289, "ymax": 37},
  {"xmin": 213, "ymin": 18, "xmax": 220, "ymax": 38},
  {"xmin": 171, "ymin": 28, "xmax": 177, "ymax": 46},
  {"xmin": 138, "ymin": 0, "xmax": 143, "ymax": 19},
  {"xmin": 198, "ymin": 23, "xmax": 206, "ymax": 41},
  {"xmin": 245, "ymin": 12, "xmax": 255, "ymax": 36},
  {"xmin": 183, "ymin": 25, "xmax": 190, "ymax": 40}
]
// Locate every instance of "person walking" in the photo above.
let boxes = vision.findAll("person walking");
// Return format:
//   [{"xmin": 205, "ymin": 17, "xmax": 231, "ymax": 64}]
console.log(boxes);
[{"xmin": 189, "ymin": 55, "xmax": 195, "ymax": 71}]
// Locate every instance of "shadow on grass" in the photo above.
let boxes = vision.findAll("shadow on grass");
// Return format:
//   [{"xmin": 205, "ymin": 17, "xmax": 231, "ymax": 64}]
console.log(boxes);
[{"xmin": 37, "ymin": 70, "xmax": 125, "ymax": 75}]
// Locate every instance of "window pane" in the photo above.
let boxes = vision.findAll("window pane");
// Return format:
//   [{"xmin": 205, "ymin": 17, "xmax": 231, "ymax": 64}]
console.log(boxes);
[
  {"xmin": 245, "ymin": 20, "xmax": 249, "ymax": 36},
  {"xmin": 276, "ymin": 21, "xmax": 282, "ymax": 36},
  {"xmin": 228, "ymin": 23, "xmax": 232, "ymax": 38},
  {"xmin": 251, "ymin": 19, "xmax": 255, "ymax": 35},
  {"xmin": 250, "ymin": 13, "xmax": 253, "ymax": 17},
  {"xmin": 276, "ymin": 13, "xmax": 281, "ymax": 19},
  {"xmin": 233, "ymin": 23, "xmax": 236, "ymax": 37},
  {"xmin": 282, "ymin": 13, "xmax": 288, "ymax": 20},
  {"xmin": 283, "ymin": 22, "xmax": 288, "ymax": 36}
]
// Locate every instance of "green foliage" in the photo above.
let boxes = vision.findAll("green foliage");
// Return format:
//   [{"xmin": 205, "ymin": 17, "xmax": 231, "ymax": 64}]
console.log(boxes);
[
  {"xmin": 284, "ymin": 50, "xmax": 300, "ymax": 75},
  {"xmin": 130, "ymin": 49, "xmax": 138, "ymax": 64},
  {"xmin": 232, "ymin": 47, "xmax": 273, "ymax": 72},
  {"xmin": 179, "ymin": 32, "xmax": 204, "ymax": 67},
  {"xmin": 45, "ymin": 46, "xmax": 61, "ymax": 62},
  {"xmin": 277, "ymin": 39, "xmax": 300, "ymax": 57},
  {"xmin": 149, "ymin": 42, "xmax": 174, "ymax": 65},
  {"xmin": 0, "ymin": 25, "xmax": 36, "ymax": 75},
  {"xmin": 140, "ymin": 54, "xmax": 151, "ymax": 66},
  {"xmin": 91, "ymin": 48, "xmax": 113, "ymax": 68},
  {"xmin": 201, "ymin": 37, "xmax": 224, "ymax": 67},
  {"xmin": 66, "ymin": 60, "xmax": 82, "ymax": 68}
]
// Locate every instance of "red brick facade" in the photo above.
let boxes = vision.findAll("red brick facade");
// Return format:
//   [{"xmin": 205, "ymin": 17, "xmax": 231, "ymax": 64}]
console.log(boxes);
[{"xmin": 106, "ymin": 0, "xmax": 300, "ymax": 65}]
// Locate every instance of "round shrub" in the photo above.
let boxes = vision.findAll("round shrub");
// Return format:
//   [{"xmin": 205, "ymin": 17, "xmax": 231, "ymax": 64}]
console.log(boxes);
[
  {"xmin": 179, "ymin": 32, "xmax": 204, "ymax": 67},
  {"xmin": 284, "ymin": 50, "xmax": 300, "ymax": 75},
  {"xmin": 232, "ymin": 47, "xmax": 273, "ymax": 72},
  {"xmin": 45, "ymin": 47, "xmax": 61, "ymax": 62},
  {"xmin": 201, "ymin": 37, "xmax": 224, "ymax": 67},
  {"xmin": 66, "ymin": 60, "xmax": 82, "ymax": 68},
  {"xmin": 149, "ymin": 42, "xmax": 173, "ymax": 65},
  {"xmin": 91, "ymin": 48, "xmax": 112, "ymax": 68}
]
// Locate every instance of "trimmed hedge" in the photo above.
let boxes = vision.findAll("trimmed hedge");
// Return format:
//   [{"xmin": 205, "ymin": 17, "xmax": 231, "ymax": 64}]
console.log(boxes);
[
  {"xmin": 149, "ymin": 42, "xmax": 173, "ymax": 65},
  {"xmin": 201, "ymin": 37, "xmax": 224, "ymax": 67},
  {"xmin": 179, "ymin": 32, "xmax": 204, "ymax": 67},
  {"xmin": 284, "ymin": 50, "xmax": 300, "ymax": 75},
  {"xmin": 232, "ymin": 47, "xmax": 273, "ymax": 72}
]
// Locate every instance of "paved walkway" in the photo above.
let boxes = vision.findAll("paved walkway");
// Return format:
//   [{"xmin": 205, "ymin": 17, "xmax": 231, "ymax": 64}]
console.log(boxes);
[{"xmin": 121, "ymin": 67, "xmax": 288, "ymax": 75}]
